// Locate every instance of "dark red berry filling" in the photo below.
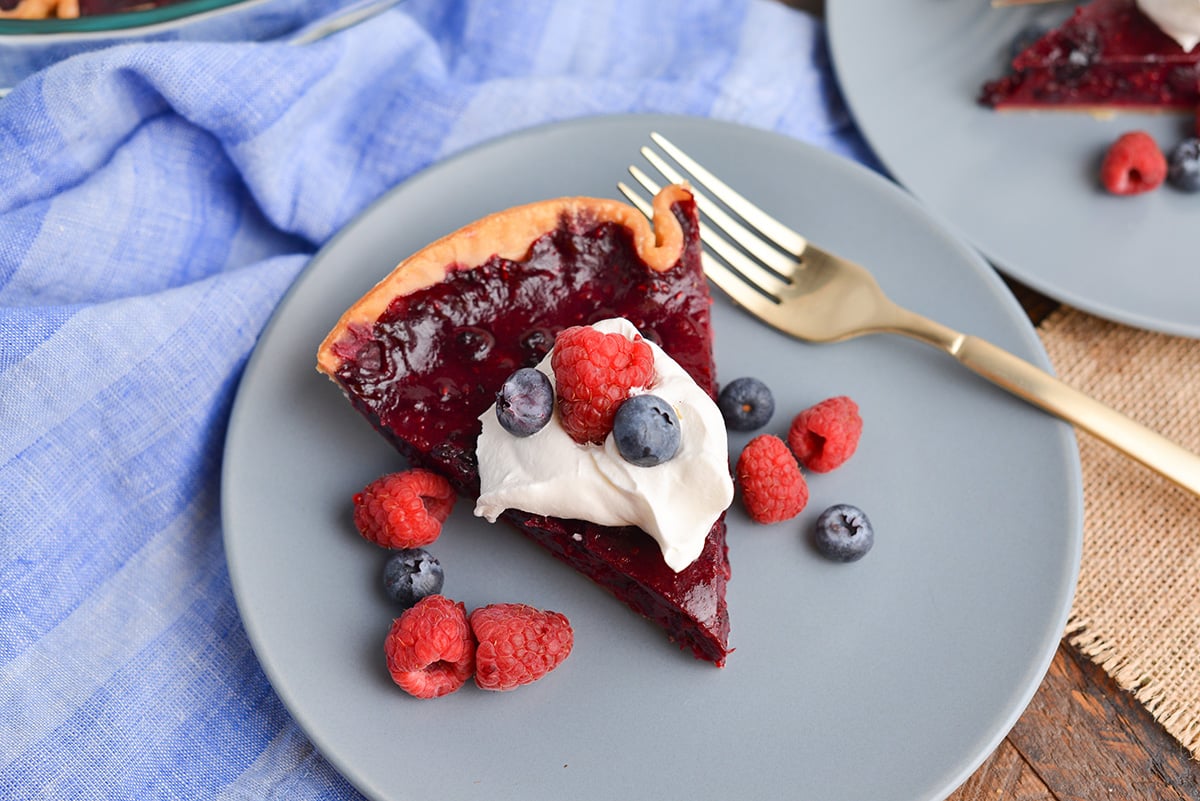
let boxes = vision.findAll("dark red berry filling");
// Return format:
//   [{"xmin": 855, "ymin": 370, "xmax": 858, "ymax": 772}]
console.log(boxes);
[{"xmin": 980, "ymin": 0, "xmax": 1200, "ymax": 110}]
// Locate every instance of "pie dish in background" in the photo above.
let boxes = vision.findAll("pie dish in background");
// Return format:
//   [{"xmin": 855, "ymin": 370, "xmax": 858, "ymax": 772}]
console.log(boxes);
[
  {"xmin": 0, "ymin": 0, "xmax": 254, "ymax": 33},
  {"xmin": 2, "ymin": 0, "xmax": 193, "ymax": 23},
  {"xmin": 0, "ymin": 0, "xmax": 323, "ymax": 90}
]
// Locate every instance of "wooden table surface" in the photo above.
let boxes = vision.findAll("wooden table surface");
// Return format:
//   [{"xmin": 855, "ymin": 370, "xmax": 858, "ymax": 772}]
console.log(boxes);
[{"xmin": 776, "ymin": 0, "xmax": 1200, "ymax": 797}]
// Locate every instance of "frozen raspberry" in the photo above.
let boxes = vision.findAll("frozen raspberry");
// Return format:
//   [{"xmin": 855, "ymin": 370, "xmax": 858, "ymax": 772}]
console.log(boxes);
[
  {"xmin": 787, "ymin": 396, "xmax": 862, "ymax": 473},
  {"xmin": 1100, "ymin": 131, "xmax": 1166, "ymax": 196},
  {"xmin": 469, "ymin": 603, "xmax": 574, "ymax": 691},
  {"xmin": 551, "ymin": 325, "xmax": 655, "ymax": 445},
  {"xmin": 736, "ymin": 434, "xmax": 809, "ymax": 524},
  {"xmin": 353, "ymin": 469, "xmax": 455, "ymax": 549},
  {"xmin": 385, "ymin": 595, "xmax": 475, "ymax": 699}
]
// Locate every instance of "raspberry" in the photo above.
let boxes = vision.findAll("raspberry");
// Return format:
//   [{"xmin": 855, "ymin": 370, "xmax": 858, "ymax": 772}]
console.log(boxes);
[
  {"xmin": 352, "ymin": 469, "xmax": 455, "ymax": 549},
  {"xmin": 736, "ymin": 434, "xmax": 809, "ymax": 524},
  {"xmin": 787, "ymin": 395, "xmax": 862, "ymax": 473},
  {"xmin": 551, "ymin": 325, "xmax": 655, "ymax": 445},
  {"xmin": 385, "ymin": 595, "xmax": 475, "ymax": 699},
  {"xmin": 469, "ymin": 603, "xmax": 574, "ymax": 691},
  {"xmin": 1100, "ymin": 131, "xmax": 1166, "ymax": 196}
]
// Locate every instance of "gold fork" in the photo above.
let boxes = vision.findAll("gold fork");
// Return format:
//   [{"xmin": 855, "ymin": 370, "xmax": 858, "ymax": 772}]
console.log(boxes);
[{"xmin": 619, "ymin": 131, "xmax": 1200, "ymax": 498}]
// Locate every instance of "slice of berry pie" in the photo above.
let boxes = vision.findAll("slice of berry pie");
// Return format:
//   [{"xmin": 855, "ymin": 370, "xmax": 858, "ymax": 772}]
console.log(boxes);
[
  {"xmin": 980, "ymin": 0, "xmax": 1200, "ymax": 111},
  {"xmin": 317, "ymin": 185, "xmax": 734, "ymax": 666}
]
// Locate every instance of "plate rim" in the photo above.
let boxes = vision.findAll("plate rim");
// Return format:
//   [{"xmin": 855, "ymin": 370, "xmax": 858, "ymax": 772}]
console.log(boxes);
[{"xmin": 221, "ymin": 112, "xmax": 1084, "ymax": 801}]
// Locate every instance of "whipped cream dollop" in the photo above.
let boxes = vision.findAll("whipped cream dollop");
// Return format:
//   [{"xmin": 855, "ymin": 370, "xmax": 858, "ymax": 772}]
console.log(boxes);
[
  {"xmin": 474, "ymin": 318, "xmax": 733, "ymax": 573},
  {"xmin": 1138, "ymin": 0, "xmax": 1200, "ymax": 51}
]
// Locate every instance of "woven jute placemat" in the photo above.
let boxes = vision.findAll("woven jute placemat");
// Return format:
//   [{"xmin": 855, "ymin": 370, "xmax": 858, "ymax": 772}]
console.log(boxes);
[{"xmin": 1038, "ymin": 307, "xmax": 1200, "ymax": 757}]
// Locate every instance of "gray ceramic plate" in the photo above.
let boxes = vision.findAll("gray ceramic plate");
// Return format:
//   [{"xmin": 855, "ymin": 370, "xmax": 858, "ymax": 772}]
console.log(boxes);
[
  {"xmin": 827, "ymin": 0, "xmax": 1200, "ymax": 338},
  {"xmin": 221, "ymin": 115, "xmax": 1082, "ymax": 801}
]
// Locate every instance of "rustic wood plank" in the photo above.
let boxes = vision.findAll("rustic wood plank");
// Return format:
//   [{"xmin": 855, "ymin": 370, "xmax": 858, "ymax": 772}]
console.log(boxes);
[
  {"xmin": 950, "ymin": 642, "xmax": 1200, "ymax": 801},
  {"xmin": 1008, "ymin": 644, "xmax": 1200, "ymax": 801},
  {"xmin": 947, "ymin": 739, "xmax": 1055, "ymax": 801},
  {"xmin": 1001, "ymin": 275, "xmax": 1059, "ymax": 327}
]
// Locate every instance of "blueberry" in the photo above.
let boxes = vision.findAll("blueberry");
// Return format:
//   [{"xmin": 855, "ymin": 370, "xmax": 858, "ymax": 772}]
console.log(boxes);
[
  {"xmin": 612, "ymin": 394, "xmax": 681, "ymax": 466},
  {"xmin": 382, "ymin": 548, "xmax": 444, "ymax": 607},
  {"xmin": 1167, "ymin": 138, "xmax": 1200, "ymax": 192},
  {"xmin": 717, "ymin": 377, "xmax": 775, "ymax": 431},
  {"xmin": 813, "ymin": 504, "xmax": 874, "ymax": 563},
  {"xmin": 495, "ymin": 367, "xmax": 554, "ymax": 436}
]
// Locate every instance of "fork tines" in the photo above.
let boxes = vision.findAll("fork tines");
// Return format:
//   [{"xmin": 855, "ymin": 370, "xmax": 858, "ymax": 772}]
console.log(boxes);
[{"xmin": 618, "ymin": 131, "xmax": 808, "ymax": 306}]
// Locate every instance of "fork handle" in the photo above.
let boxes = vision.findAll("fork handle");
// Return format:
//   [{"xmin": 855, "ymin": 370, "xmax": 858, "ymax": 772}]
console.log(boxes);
[{"xmin": 948, "ymin": 333, "xmax": 1200, "ymax": 496}]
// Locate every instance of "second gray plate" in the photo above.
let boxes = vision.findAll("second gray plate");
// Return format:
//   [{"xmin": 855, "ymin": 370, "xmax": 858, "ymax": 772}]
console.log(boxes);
[{"xmin": 828, "ymin": 0, "xmax": 1200, "ymax": 337}]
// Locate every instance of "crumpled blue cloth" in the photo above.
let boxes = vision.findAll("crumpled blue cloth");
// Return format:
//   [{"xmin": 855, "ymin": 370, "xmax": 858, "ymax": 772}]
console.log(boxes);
[{"xmin": 0, "ymin": 1, "xmax": 872, "ymax": 797}]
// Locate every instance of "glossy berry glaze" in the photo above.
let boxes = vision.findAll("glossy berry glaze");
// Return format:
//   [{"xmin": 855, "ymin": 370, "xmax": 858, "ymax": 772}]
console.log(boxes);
[
  {"xmin": 331, "ymin": 198, "xmax": 732, "ymax": 665},
  {"xmin": 980, "ymin": 0, "xmax": 1200, "ymax": 110}
]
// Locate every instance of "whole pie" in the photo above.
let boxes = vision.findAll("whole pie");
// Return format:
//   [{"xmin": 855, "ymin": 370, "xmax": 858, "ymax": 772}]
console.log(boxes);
[
  {"xmin": 980, "ymin": 0, "xmax": 1200, "ymax": 111},
  {"xmin": 316, "ymin": 185, "xmax": 733, "ymax": 666}
]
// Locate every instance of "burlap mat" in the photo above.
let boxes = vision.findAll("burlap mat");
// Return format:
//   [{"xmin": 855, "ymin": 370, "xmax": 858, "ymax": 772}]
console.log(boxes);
[{"xmin": 1038, "ymin": 307, "xmax": 1200, "ymax": 756}]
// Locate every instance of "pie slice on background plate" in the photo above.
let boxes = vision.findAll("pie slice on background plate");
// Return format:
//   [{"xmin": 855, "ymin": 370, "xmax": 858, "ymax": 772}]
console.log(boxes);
[
  {"xmin": 316, "ymin": 184, "xmax": 734, "ymax": 666},
  {"xmin": 981, "ymin": 0, "xmax": 1200, "ymax": 111}
]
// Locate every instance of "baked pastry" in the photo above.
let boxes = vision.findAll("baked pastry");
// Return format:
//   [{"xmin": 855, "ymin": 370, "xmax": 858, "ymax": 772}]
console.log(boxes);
[
  {"xmin": 317, "ymin": 185, "xmax": 733, "ymax": 666},
  {"xmin": 980, "ymin": 0, "xmax": 1200, "ymax": 110}
]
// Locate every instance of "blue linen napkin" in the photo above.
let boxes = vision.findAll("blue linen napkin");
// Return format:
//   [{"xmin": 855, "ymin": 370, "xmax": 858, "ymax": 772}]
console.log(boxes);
[{"xmin": 0, "ymin": 1, "xmax": 873, "ymax": 797}]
